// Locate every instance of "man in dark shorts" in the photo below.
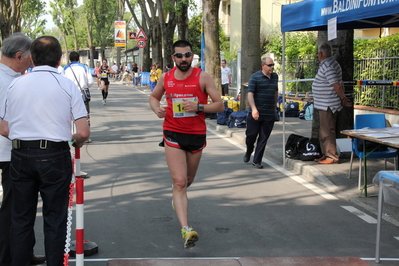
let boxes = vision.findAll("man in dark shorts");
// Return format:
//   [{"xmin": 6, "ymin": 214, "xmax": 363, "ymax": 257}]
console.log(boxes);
[
  {"xmin": 149, "ymin": 40, "xmax": 224, "ymax": 249},
  {"xmin": 99, "ymin": 59, "xmax": 115, "ymax": 105}
]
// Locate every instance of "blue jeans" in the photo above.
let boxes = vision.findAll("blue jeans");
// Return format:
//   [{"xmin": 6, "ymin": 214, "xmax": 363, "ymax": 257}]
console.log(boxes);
[
  {"xmin": 10, "ymin": 148, "xmax": 72, "ymax": 266},
  {"xmin": 245, "ymin": 114, "xmax": 275, "ymax": 164}
]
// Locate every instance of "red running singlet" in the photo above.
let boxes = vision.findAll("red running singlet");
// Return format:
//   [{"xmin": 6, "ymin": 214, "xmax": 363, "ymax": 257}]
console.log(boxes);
[{"xmin": 163, "ymin": 67, "xmax": 208, "ymax": 135}]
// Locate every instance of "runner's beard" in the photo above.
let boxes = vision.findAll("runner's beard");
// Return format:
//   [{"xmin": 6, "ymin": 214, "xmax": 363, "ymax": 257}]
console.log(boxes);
[{"xmin": 176, "ymin": 61, "xmax": 191, "ymax": 72}]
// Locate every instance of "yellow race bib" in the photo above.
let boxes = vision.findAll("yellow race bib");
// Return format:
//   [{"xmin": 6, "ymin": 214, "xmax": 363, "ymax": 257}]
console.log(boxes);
[{"xmin": 172, "ymin": 97, "xmax": 198, "ymax": 118}]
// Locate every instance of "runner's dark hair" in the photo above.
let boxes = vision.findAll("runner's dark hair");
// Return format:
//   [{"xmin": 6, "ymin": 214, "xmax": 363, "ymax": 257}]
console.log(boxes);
[{"xmin": 172, "ymin": 40, "xmax": 192, "ymax": 52}]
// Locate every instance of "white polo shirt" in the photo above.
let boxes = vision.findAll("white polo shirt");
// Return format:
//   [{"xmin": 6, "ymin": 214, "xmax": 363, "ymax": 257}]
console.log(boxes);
[
  {"xmin": 0, "ymin": 63, "xmax": 21, "ymax": 161},
  {"xmin": 0, "ymin": 65, "xmax": 87, "ymax": 142}
]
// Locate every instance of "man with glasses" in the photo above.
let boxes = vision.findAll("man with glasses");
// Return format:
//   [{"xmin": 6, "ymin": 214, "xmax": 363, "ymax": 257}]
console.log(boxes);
[
  {"xmin": 149, "ymin": 40, "xmax": 224, "ymax": 249},
  {"xmin": 243, "ymin": 57, "xmax": 278, "ymax": 169}
]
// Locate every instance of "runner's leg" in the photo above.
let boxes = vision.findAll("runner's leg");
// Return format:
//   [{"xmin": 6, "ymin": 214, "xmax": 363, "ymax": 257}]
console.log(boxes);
[{"xmin": 165, "ymin": 145, "xmax": 202, "ymax": 228}]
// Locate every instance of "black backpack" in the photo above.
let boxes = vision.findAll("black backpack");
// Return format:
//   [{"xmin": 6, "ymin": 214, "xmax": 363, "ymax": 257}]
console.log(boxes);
[{"xmin": 285, "ymin": 102, "xmax": 300, "ymax": 117}]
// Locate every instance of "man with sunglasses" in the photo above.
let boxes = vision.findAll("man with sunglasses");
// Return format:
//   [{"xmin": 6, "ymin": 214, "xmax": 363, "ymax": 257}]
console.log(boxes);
[
  {"xmin": 149, "ymin": 40, "xmax": 224, "ymax": 249},
  {"xmin": 243, "ymin": 57, "xmax": 279, "ymax": 169}
]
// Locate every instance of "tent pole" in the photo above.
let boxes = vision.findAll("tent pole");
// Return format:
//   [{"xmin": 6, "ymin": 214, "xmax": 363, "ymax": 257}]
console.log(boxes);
[{"xmin": 282, "ymin": 32, "xmax": 286, "ymax": 168}]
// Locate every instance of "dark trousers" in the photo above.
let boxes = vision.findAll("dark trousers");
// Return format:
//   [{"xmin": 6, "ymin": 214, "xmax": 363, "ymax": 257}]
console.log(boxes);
[
  {"xmin": 221, "ymin": 84, "xmax": 229, "ymax": 95},
  {"xmin": 10, "ymin": 148, "xmax": 72, "ymax": 266},
  {"xmin": 245, "ymin": 114, "xmax": 275, "ymax": 164},
  {"xmin": 0, "ymin": 162, "xmax": 12, "ymax": 266}
]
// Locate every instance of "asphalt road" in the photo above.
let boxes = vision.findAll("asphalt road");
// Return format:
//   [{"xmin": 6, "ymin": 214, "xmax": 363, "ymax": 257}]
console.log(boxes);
[{"xmin": 3, "ymin": 83, "xmax": 399, "ymax": 265}]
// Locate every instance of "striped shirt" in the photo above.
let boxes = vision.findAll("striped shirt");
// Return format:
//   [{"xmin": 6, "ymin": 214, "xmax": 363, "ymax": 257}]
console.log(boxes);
[
  {"xmin": 312, "ymin": 57, "xmax": 342, "ymax": 113},
  {"xmin": 248, "ymin": 70, "xmax": 278, "ymax": 116}
]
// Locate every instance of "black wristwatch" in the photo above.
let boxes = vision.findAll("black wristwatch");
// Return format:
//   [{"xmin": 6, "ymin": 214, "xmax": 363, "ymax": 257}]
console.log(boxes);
[{"xmin": 198, "ymin": 104, "xmax": 204, "ymax": 112}]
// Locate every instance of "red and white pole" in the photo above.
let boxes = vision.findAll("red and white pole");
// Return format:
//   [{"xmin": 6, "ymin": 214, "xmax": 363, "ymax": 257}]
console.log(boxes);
[{"xmin": 75, "ymin": 147, "xmax": 85, "ymax": 266}]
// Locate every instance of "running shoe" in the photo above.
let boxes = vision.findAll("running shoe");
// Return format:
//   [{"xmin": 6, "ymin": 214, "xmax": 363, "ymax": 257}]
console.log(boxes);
[
  {"xmin": 181, "ymin": 227, "xmax": 199, "ymax": 248},
  {"xmin": 102, "ymin": 99, "xmax": 106, "ymax": 105}
]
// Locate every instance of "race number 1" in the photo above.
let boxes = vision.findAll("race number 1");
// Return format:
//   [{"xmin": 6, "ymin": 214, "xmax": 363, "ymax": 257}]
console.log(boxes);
[{"xmin": 172, "ymin": 97, "xmax": 198, "ymax": 118}]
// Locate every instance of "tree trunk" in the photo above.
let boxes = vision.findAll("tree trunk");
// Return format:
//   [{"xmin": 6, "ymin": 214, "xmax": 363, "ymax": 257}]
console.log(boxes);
[
  {"xmin": 203, "ymin": 0, "xmax": 221, "ymax": 93},
  {"xmin": 126, "ymin": 0, "xmax": 151, "ymax": 71},
  {"xmin": 0, "ymin": 0, "xmax": 23, "ymax": 40},
  {"xmin": 156, "ymin": 0, "xmax": 177, "ymax": 71},
  {"xmin": 241, "ymin": 0, "xmax": 260, "ymax": 110},
  {"xmin": 62, "ymin": 33, "xmax": 68, "ymax": 59},
  {"xmin": 312, "ymin": 30, "xmax": 354, "ymax": 139},
  {"xmin": 177, "ymin": 2, "xmax": 189, "ymax": 40},
  {"xmin": 85, "ymin": 12, "xmax": 95, "ymax": 68},
  {"xmin": 151, "ymin": 24, "xmax": 162, "ymax": 67},
  {"xmin": 162, "ymin": 28, "xmax": 175, "ymax": 71}
]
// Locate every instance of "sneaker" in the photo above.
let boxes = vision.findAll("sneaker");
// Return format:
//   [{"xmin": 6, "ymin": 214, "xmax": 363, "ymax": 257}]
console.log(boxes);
[
  {"xmin": 85, "ymin": 138, "xmax": 92, "ymax": 143},
  {"xmin": 79, "ymin": 171, "xmax": 90, "ymax": 179},
  {"xmin": 243, "ymin": 153, "xmax": 250, "ymax": 163},
  {"xmin": 102, "ymin": 99, "xmax": 106, "ymax": 105},
  {"xmin": 252, "ymin": 163, "xmax": 263, "ymax": 169},
  {"xmin": 181, "ymin": 227, "xmax": 199, "ymax": 248}
]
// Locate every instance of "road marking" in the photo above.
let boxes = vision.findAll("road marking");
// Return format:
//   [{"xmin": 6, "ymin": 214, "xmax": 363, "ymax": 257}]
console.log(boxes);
[
  {"xmin": 207, "ymin": 127, "xmax": 338, "ymax": 200},
  {"xmin": 341, "ymin": 206, "xmax": 377, "ymax": 224},
  {"xmin": 66, "ymin": 257, "xmax": 241, "ymax": 262},
  {"xmin": 66, "ymin": 257, "xmax": 399, "ymax": 262},
  {"xmin": 362, "ymin": 257, "xmax": 399, "ymax": 261}
]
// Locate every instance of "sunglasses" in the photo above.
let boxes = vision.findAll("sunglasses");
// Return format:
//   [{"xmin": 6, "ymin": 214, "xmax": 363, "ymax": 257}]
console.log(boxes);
[
  {"xmin": 265, "ymin": 64, "xmax": 275, "ymax": 67},
  {"xmin": 173, "ymin": 52, "xmax": 193, "ymax": 58}
]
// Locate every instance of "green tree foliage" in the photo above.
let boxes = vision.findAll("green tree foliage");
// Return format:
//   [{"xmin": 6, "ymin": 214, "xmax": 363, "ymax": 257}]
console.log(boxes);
[
  {"xmin": 188, "ymin": 13, "xmax": 202, "ymax": 56},
  {"xmin": 83, "ymin": 0, "xmax": 117, "ymax": 58},
  {"xmin": 49, "ymin": 0, "xmax": 77, "ymax": 52},
  {"xmin": 268, "ymin": 31, "xmax": 317, "ymax": 92},
  {"xmin": 268, "ymin": 31, "xmax": 317, "ymax": 60},
  {"xmin": 21, "ymin": 0, "xmax": 47, "ymax": 39},
  {"xmin": 353, "ymin": 34, "xmax": 399, "ymax": 109}
]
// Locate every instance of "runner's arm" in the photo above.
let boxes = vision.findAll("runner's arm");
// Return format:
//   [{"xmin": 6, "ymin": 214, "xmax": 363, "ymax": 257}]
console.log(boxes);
[{"xmin": 200, "ymin": 71, "xmax": 224, "ymax": 114}]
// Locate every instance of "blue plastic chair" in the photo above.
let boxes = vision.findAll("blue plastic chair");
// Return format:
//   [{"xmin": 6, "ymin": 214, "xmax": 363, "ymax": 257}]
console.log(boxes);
[{"xmin": 348, "ymin": 114, "xmax": 398, "ymax": 191}]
